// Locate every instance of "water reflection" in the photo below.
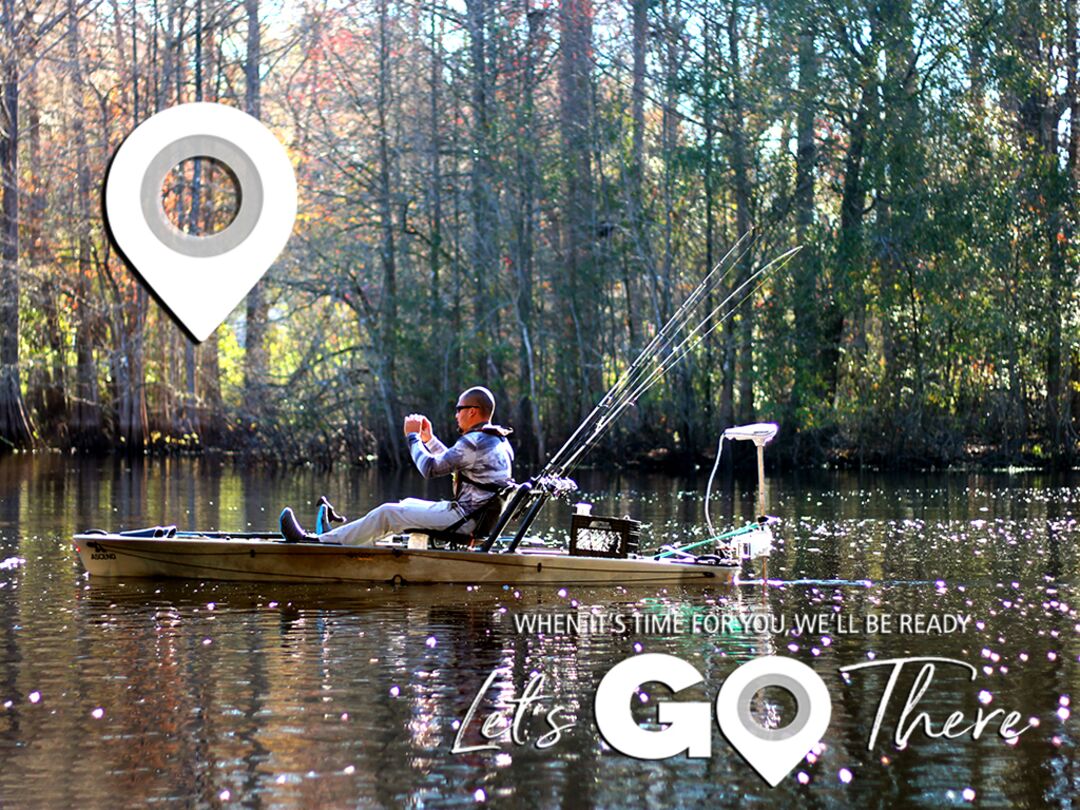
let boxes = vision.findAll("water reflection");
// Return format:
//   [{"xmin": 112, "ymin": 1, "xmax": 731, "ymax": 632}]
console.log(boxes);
[{"xmin": 0, "ymin": 457, "xmax": 1076, "ymax": 806}]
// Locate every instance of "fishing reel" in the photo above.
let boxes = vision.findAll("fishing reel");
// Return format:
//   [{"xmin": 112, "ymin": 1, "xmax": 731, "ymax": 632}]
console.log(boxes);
[{"xmin": 534, "ymin": 475, "xmax": 579, "ymax": 500}]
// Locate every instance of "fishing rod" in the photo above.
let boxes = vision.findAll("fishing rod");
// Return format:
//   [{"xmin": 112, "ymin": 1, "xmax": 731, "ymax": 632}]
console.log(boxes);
[
  {"xmin": 480, "ymin": 240, "xmax": 800, "ymax": 553},
  {"xmin": 539, "ymin": 228, "xmax": 759, "ymax": 477},
  {"xmin": 487, "ymin": 256, "xmax": 781, "ymax": 554},
  {"xmin": 551, "ymin": 246, "xmax": 800, "ymax": 478},
  {"xmin": 553, "ymin": 246, "xmax": 801, "ymax": 478},
  {"xmin": 477, "ymin": 235, "xmax": 758, "ymax": 553}
]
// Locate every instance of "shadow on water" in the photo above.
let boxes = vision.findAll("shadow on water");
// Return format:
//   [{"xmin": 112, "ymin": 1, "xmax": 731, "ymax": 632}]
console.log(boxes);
[{"xmin": 0, "ymin": 456, "xmax": 1076, "ymax": 807}]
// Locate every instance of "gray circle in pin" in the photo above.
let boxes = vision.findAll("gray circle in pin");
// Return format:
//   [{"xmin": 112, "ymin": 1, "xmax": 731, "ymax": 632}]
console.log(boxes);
[
  {"xmin": 736, "ymin": 673, "xmax": 812, "ymax": 742},
  {"xmin": 139, "ymin": 134, "xmax": 263, "ymax": 258}
]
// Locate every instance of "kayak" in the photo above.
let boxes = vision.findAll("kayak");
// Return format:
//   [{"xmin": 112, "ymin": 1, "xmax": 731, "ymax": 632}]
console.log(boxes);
[{"xmin": 71, "ymin": 529, "xmax": 743, "ymax": 586}]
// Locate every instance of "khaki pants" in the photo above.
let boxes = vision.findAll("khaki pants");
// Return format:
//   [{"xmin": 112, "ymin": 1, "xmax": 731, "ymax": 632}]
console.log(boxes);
[{"xmin": 318, "ymin": 498, "xmax": 470, "ymax": 547}]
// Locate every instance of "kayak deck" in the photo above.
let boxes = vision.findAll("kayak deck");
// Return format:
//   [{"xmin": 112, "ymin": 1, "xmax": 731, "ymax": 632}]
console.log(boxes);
[{"xmin": 72, "ymin": 532, "xmax": 739, "ymax": 586}]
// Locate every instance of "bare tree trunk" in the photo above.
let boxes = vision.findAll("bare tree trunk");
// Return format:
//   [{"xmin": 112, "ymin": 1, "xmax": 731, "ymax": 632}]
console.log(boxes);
[
  {"xmin": 626, "ymin": 0, "xmax": 656, "ymax": 339},
  {"xmin": 833, "ymin": 75, "xmax": 874, "ymax": 408},
  {"xmin": 242, "ymin": 0, "xmax": 268, "ymax": 408},
  {"xmin": 376, "ymin": 0, "xmax": 401, "ymax": 462},
  {"xmin": 1004, "ymin": 2, "xmax": 1070, "ymax": 460},
  {"xmin": 660, "ymin": 0, "xmax": 694, "ymax": 448},
  {"xmin": 660, "ymin": 0, "xmax": 679, "ymax": 325},
  {"xmin": 28, "ymin": 49, "xmax": 65, "ymax": 435},
  {"xmin": 165, "ymin": 0, "xmax": 189, "ymax": 441},
  {"xmin": 110, "ymin": 0, "xmax": 146, "ymax": 450},
  {"xmin": 99, "ymin": 4, "xmax": 149, "ymax": 451},
  {"xmin": 726, "ymin": 0, "xmax": 754, "ymax": 424},
  {"xmin": 69, "ymin": 0, "xmax": 100, "ymax": 445},
  {"xmin": 200, "ymin": 1, "xmax": 225, "ymax": 444},
  {"xmin": 793, "ymin": 20, "xmax": 819, "ymax": 411},
  {"xmin": 701, "ymin": 14, "xmax": 718, "ymax": 428},
  {"xmin": 877, "ymin": 0, "xmax": 924, "ymax": 420},
  {"xmin": 125, "ymin": 286, "xmax": 149, "ymax": 448},
  {"xmin": 182, "ymin": 0, "xmax": 204, "ymax": 440},
  {"xmin": 631, "ymin": 0, "xmax": 646, "ymax": 196},
  {"xmin": 198, "ymin": 333, "xmax": 221, "ymax": 443},
  {"xmin": 1066, "ymin": 0, "xmax": 1080, "ymax": 453},
  {"xmin": 558, "ymin": 0, "xmax": 598, "ymax": 423},
  {"xmin": 513, "ymin": 1, "xmax": 545, "ymax": 464},
  {"xmin": 466, "ymin": 0, "xmax": 499, "ymax": 381},
  {"xmin": 449, "ymin": 85, "xmax": 464, "ymax": 395},
  {"xmin": 0, "ymin": 0, "xmax": 32, "ymax": 447},
  {"xmin": 427, "ymin": 5, "xmax": 444, "ymax": 365}
]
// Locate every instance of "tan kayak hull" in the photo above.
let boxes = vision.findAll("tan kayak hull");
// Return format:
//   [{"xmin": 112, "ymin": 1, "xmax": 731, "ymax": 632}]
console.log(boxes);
[{"xmin": 72, "ymin": 535, "xmax": 737, "ymax": 585}]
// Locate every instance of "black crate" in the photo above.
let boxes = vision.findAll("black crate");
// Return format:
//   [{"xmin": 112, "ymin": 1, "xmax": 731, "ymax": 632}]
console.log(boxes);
[{"xmin": 569, "ymin": 514, "xmax": 641, "ymax": 559}]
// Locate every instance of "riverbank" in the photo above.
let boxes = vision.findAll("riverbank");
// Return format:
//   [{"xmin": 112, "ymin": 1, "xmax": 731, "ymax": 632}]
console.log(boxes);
[{"xmin": 5, "ymin": 428, "xmax": 1078, "ymax": 475}]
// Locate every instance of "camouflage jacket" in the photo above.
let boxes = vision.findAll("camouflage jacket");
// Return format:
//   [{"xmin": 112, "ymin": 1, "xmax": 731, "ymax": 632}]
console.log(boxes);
[{"xmin": 407, "ymin": 424, "xmax": 515, "ymax": 515}]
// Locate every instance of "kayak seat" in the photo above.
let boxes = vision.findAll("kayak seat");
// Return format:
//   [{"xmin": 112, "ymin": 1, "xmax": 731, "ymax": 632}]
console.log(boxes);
[
  {"xmin": 402, "ymin": 529, "xmax": 474, "ymax": 549},
  {"xmin": 403, "ymin": 490, "xmax": 512, "ymax": 550}
]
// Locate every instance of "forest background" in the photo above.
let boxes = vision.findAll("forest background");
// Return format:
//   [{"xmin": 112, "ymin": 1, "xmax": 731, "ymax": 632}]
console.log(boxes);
[{"xmin": 0, "ymin": 0, "xmax": 1077, "ymax": 471}]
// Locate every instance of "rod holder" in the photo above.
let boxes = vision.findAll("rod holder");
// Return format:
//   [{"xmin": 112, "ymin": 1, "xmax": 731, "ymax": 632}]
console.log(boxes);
[{"xmin": 479, "ymin": 481, "xmax": 533, "ymax": 553}]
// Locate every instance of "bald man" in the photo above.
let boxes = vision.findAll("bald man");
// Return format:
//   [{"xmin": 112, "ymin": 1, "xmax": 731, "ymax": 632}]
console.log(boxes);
[{"xmin": 279, "ymin": 386, "xmax": 514, "ymax": 546}]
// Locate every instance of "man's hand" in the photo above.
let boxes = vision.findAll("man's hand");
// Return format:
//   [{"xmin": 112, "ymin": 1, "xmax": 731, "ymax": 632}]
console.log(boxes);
[
  {"xmin": 403, "ymin": 414, "xmax": 424, "ymax": 436},
  {"xmin": 403, "ymin": 414, "xmax": 434, "ymax": 442}
]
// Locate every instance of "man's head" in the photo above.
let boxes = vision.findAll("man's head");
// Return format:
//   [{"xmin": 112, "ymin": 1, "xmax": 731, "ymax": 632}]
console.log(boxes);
[{"xmin": 455, "ymin": 386, "xmax": 495, "ymax": 432}]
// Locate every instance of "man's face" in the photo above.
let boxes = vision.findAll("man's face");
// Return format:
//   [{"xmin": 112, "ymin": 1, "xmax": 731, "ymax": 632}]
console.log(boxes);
[{"xmin": 455, "ymin": 398, "xmax": 482, "ymax": 432}]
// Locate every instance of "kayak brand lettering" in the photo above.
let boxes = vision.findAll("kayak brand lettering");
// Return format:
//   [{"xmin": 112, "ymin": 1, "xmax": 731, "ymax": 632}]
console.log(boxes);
[
  {"xmin": 86, "ymin": 542, "xmax": 117, "ymax": 561},
  {"xmin": 451, "ymin": 653, "xmax": 1034, "ymax": 786}
]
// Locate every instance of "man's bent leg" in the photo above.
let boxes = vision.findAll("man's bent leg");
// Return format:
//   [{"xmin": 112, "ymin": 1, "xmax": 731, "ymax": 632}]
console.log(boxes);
[{"xmin": 318, "ymin": 500, "xmax": 465, "ymax": 547}]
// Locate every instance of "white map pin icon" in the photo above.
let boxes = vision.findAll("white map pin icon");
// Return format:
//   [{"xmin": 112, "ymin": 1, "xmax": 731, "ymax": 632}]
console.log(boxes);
[
  {"xmin": 716, "ymin": 656, "xmax": 832, "ymax": 787},
  {"xmin": 105, "ymin": 102, "xmax": 297, "ymax": 342}
]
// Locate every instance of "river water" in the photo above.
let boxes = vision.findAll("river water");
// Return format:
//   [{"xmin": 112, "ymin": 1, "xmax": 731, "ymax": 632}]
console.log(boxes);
[{"xmin": 0, "ymin": 455, "xmax": 1076, "ymax": 808}]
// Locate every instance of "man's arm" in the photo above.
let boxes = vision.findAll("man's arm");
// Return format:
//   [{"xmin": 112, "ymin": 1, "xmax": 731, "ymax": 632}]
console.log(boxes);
[
  {"xmin": 407, "ymin": 433, "xmax": 475, "ymax": 478},
  {"xmin": 418, "ymin": 415, "xmax": 449, "ymax": 453},
  {"xmin": 424, "ymin": 435, "xmax": 449, "ymax": 454},
  {"xmin": 403, "ymin": 414, "xmax": 449, "ymax": 454}
]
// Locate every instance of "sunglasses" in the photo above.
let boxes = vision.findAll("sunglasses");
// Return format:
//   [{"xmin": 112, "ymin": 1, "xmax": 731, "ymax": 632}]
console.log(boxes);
[{"xmin": 455, "ymin": 405, "xmax": 478, "ymax": 413}]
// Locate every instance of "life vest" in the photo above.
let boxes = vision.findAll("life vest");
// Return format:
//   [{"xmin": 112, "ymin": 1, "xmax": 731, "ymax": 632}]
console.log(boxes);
[
  {"xmin": 448, "ymin": 424, "xmax": 516, "ymax": 534},
  {"xmin": 451, "ymin": 424, "xmax": 515, "ymax": 499}
]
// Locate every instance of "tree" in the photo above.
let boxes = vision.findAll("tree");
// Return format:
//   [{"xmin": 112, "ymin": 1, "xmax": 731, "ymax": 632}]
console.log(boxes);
[
  {"xmin": 0, "ymin": 0, "xmax": 48, "ymax": 448},
  {"xmin": 242, "ymin": 0, "xmax": 268, "ymax": 410},
  {"xmin": 558, "ymin": 0, "xmax": 600, "ymax": 425}
]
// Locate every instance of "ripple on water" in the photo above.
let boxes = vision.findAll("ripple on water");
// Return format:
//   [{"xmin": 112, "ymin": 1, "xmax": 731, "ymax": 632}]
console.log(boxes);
[{"xmin": 0, "ymin": 461, "xmax": 1076, "ymax": 806}]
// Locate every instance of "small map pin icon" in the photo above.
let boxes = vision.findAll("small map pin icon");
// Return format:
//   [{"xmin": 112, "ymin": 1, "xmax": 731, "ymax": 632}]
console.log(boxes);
[
  {"xmin": 105, "ymin": 102, "xmax": 297, "ymax": 342},
  {"xmin": 716, "ymin": 656, "xmax": 832, "ymax": 786}
]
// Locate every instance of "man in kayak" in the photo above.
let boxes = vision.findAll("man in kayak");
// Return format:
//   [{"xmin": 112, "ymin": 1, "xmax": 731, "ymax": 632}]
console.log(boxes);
[{"xmin": 279, "ymin": 386, "xmax": 514, "ymax": 545}]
